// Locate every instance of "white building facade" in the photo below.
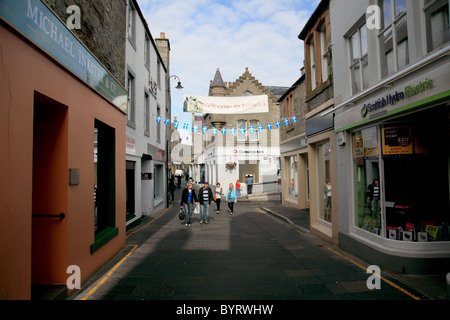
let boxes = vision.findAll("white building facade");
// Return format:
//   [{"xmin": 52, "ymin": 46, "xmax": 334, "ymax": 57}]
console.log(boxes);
[
  {"xmin": 330, "ymin": 0, "xmax": 450, "ymax": 274},
  {"xmin": 125, "ymin": 0, "xmax": 169, "ymax": 225}
]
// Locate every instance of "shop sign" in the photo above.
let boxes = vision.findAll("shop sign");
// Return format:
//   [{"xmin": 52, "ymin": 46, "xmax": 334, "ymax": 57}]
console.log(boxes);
[
  {"xmin": 382, "ymin": 126, "xmax": 413, "ymax": 155},
  {"xmin": 0, "ymin": 0, "xmax": 128, "ymax": 113},
  {"xmin": 361, "ymin": 79, "xmax": 434, "ymax": 119},
  {"xmin": 361, "ymin": 91, "xmax": 404, "ymax": 118},
  {"xmin": 334, "ymin": 60, "xmax": 449, "ymax": 132}
]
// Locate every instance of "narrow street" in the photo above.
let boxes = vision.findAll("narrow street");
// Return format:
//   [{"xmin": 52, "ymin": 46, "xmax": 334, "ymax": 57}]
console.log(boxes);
[{"xmin": 71, "ymin": 189, "xmax": 423, "ymax": 302}]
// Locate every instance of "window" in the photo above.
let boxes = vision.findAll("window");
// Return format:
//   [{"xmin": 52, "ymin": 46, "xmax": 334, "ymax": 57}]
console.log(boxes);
[
  {"xmin": 249, "ymin": 120, "xmax": 259, "ymax": 141},
  {"xmin": 243, "ymin": 91, "xmax": 252, "ymax": 96},
  {"xmin": 317, "ymin": 141, "xmax": 331, "ymax": 222},
  {"xmin": 156, "ymin": 105, "xmax": 161, "ymax": 143},
  {"xmin": 237, "ymin": 120, "xmax": 247, "ymax": 141},
  {"xmin": 93, "ymin": 119, "xmax": 117, "ymax": 252},
  {"xmin": 349, "ymin": 23, "xmax": 369, "ymax": 94},
  {"xmin": 144, "ymin": 34, "xmax": 150, "ymax": 69},
  {"xmin": 127, "ymin": 1, "xmax": 135, "ymax": 44},
  {"xmin": 379, "ymin": 0, "xmax": 409, "ymax": 77},
  {"xmin": 157, "ymin": 60, "xmax": 161, "ymax": 89},
  {"xmin": 320, "ymin": 24, "xmax": 329, "ymax": 82},
  {"xmin": 425, "ymin": 0, "xmax": 450, "ymax": 52},
  {"xmin": 309, "ymin": 38, "xmax": 316, "ymax": 90},
  {"xmin": 285, "ymin": 92, "xmax": 293, "ymax": 120},
  {"xmin": 127, "ymin": 72, "xmax": 135, "ymax": 125},
  {"xmin": 352, "ymin": 106, "xmax": 450, "ymax": 241},
  {"xmin": 144, "ymin": 92, "xmax": 150, "ymax": 136}
]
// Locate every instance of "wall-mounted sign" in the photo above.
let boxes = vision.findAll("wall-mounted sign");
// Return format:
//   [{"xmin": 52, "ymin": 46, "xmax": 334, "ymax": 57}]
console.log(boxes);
[
  {"xmin": 334, "ymin": 58, "xmax": 449, "ymax": 132},
  {"xmin": 0, "ymin": 0, "xmax": 128, "ymax": 113}
]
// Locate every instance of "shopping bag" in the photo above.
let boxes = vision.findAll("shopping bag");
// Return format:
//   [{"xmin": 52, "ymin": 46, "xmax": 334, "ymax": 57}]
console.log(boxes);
[
  {"xmin": 193, "ymin": 204, "xmax": 200, "ymax": 214},
  {"xmin": 179, "ymin": 208, "xmax": 185, "ymax": 220}
]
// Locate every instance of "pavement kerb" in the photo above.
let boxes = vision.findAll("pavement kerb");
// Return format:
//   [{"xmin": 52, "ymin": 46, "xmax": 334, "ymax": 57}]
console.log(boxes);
[{"xmin": 260, "ymin": 206, "xmax": 310, "ymax": 234}]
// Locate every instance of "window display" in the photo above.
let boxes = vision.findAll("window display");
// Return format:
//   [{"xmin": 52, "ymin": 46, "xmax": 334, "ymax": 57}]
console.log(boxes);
[
  {"xmin": 352, "ymin": 106, "xmax": 450, "ymax": 242},
  {"xmin": 317, "ymin": 141, "xmax": 331, "ymax": 222},
  {"xmin": 287, "ymin": 156, "xmax": 298, "ymax": 198}
]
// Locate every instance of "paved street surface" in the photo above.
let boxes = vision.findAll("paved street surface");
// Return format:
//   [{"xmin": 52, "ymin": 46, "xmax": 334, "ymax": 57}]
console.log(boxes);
[{"xmin": 70, "ymin": 189, "xmax": 428, "ymax": 304}]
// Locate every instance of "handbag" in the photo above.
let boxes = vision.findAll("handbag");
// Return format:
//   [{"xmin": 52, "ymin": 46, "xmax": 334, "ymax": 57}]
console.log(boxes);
[
  {"xmin": 193, "ymin": 204, "xmax": 200, "ymax": 214},
  {"xmin": 179, "ymin": 207, "xmax": 185, "ymax": 220}
]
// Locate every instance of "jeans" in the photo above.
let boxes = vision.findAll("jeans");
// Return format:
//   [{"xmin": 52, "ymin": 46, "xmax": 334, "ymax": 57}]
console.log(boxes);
[
  {"xmin": 201, "ymin": 202, "xmax": 210, "ymax": 222},
  {"xmin": 183, "ymin": 203, "xmax": 193, "ymax": 224},
  {"xmin": 371, "ymin": 199, "xmax": 380, "ymax": 217}
]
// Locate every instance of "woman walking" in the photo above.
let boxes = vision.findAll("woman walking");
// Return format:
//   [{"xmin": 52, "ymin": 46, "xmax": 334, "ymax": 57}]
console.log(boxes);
[
  {"xmin": 226, "ymin": 183, "xmax": 237, "ymax": 215},
  {"xmin": 214, "ymin": 183, "xmax": 223, "ymax": 214},
  {"xmin": 180, "ymin": 182, "xmax": 198, "ymax": 226}
]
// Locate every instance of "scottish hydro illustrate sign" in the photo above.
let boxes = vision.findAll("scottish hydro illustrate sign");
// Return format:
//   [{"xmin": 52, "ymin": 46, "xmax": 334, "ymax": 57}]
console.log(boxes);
[{"xmin": 0, "ymin": 0, "xmax": 128, "ymax": 113}]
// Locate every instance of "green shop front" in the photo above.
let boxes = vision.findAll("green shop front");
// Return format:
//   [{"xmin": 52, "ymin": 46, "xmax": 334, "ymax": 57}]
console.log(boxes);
[{"xmin": 333, "ymin": 49, "xmax": 450, "ymax": 274}]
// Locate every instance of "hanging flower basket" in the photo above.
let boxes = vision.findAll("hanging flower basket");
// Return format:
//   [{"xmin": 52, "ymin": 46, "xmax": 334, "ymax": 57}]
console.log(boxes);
[{"xmin": 225, "ymin": 162, "xmax": 237, "ymax": 170}]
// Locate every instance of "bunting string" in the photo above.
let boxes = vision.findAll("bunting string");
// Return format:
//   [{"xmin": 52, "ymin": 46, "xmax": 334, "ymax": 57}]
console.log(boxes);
[{"xmin": 156, "ymin": 114, "xmax": 299, "ymax": 134}]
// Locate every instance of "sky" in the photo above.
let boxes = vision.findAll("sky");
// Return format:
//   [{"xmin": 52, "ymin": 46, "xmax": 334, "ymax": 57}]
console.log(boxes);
[{"xmin": 138, "ymin": 0, "xmax": 320, "ymax": 132}]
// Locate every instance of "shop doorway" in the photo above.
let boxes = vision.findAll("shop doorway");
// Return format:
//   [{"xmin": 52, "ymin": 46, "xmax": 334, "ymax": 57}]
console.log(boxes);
[{"xmin": 31, "ymin": 92, "xmax": 68, "ymax": 293}]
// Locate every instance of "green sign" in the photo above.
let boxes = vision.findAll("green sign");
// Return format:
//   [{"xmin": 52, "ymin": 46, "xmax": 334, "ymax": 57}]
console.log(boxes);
[{"xmin": 0, "ymin": 0, "xmax": 128, "ymax": 114}]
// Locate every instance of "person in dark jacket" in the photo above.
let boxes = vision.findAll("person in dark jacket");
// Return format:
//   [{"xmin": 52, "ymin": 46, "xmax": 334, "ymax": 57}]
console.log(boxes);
[
  {"xmin": 198, "ymin": 182, "xmax": 214, "ymax": 224},
  {"xmin": 367, "ymin": 179, "xmax": 380, "ymax": 217},
  {"xmin": 180, "ymin": 182, "xmax": 198, "ymax": 226}
]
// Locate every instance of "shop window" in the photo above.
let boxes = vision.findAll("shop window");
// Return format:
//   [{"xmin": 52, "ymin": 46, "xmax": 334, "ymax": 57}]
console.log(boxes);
[
  {"xmin": 317, "ymin": 141, "xmax": 331, "ymax": 222},
  {"xmin": 92, "ymin": 119, "xmax": 117, "ymax": 253},
  {"xmin": 352, "ymin": 127, "xmax": 381, "ymax": 235},
  {"xmin": 287, "ymin": 156, "xmax": 298, "ymax": 198},
  {"xmin": 379, "ymin": 0, "xmax": 409, "ymax": 77},
  {"xmin": 352, "ymin": 106, "xmax": 450, "ymax": 242},
  {"xmin": 424, "ymin": 0, "xmax": 450, "ymax": 52}
]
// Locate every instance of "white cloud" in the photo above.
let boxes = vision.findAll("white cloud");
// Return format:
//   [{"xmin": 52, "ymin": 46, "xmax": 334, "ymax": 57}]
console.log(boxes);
[{"xmin": 138, "ymin": 0, "xmax": 316, "ymax": 126}]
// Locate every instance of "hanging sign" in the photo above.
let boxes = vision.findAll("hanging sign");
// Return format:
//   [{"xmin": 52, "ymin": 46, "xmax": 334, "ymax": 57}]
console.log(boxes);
[{"xmin": 183, "ymin": 95, "xmax": 269, "ymax": 114}]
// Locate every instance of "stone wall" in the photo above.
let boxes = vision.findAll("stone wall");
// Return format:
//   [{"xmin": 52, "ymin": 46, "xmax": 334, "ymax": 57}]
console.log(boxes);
[{"xmin": 43, "ymin": 0, "xmax": 126, "ymax": 86}]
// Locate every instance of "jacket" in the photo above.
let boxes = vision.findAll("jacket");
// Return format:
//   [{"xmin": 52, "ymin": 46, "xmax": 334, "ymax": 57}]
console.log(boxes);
[
  {"xmin": 198, "ymin": 187, "xmax": 214, "ymax": 205},
  {"xmin": 226, "ymin": 188, "xmax": 237, "ymax": 202},
  {"xmin": 180, "ymin": 188, "xmax": 197, "ymax": 207}
]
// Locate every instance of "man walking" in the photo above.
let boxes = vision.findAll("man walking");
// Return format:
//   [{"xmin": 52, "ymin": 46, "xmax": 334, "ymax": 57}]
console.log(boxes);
[{"xmin": 198, "ymin": 182, "xmax": 214, "ymax": 224}]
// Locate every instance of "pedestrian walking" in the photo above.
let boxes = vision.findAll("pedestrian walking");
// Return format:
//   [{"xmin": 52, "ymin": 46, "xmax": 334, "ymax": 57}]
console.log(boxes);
[
  {"xmin": 169, "ymin": 176, "xmax": 175, "ymax": 201},
  {"xmin": 366, "ymin": 178, "xmax": 380, "ymax": 218},
  {"xmin": 246, "ymin": 175, "xmax": 253, "ymax": 195},
  {"xmin": 214, "ymin": 183, "xmax": 223, "ymax": 214},
  {"xmin": 226, "ymin": 183, "xmax": 237, "ymax": 215},
  {"xmin": 198, "ymin": 182, "xmax": 214, "ymax": 224},
  {"xmin": 235, "ymin": 180, "xmax": 241, "ymax": 198},
  {"xmin": 180, "ymin": 182, "xmax": 198, "ymax": 227}
]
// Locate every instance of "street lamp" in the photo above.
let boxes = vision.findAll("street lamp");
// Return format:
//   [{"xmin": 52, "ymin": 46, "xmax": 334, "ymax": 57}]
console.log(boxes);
[{"xmin": 170, "ymin": 75, "xmax": 183, "ymax": 90}]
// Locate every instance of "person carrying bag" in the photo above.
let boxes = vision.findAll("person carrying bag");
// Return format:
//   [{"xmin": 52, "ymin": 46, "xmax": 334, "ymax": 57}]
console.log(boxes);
[{"xmin": 180, "ymin": 182, "xmax": 198, "ymax": 227}]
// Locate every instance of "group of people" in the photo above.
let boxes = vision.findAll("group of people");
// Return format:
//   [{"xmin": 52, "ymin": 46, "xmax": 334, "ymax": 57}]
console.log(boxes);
[{"xmin": 179, "ymin": 180, "xmax": 242, "ymax": 227}]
